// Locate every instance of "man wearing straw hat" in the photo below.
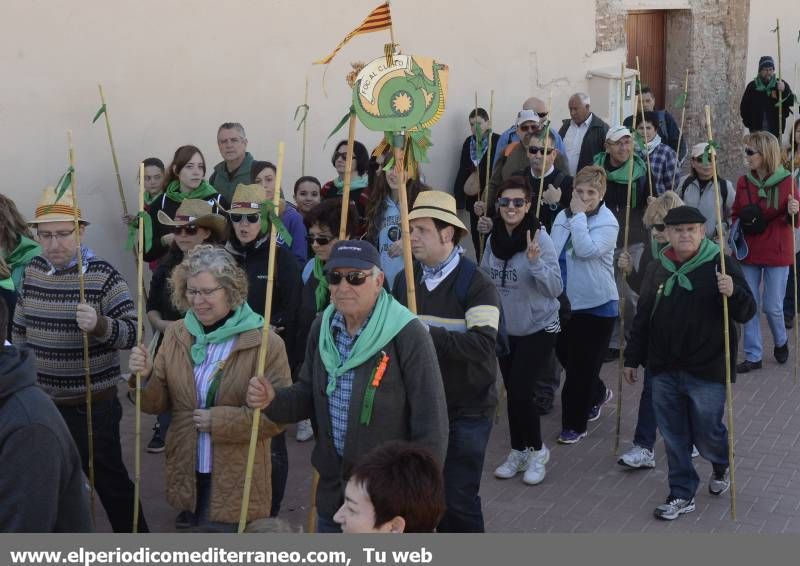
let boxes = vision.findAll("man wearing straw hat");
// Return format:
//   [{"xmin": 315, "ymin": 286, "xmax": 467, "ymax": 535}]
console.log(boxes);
[
  {"xmin": 623, "ymin": 206, "xmax": 756, "ymax": 520},
  {"xmin": 392, "ymin": 190, "xmax": 500, "ymax": 532},
  {"xmin": 11, "ymin": 187, "xmax": 147, "ymax": 532}
]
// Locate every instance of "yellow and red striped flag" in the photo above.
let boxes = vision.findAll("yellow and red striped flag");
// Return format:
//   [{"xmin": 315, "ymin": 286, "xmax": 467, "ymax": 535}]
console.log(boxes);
[{"xmin": 314, "ymin": 2, "xmax": 392, "ymax": 65}]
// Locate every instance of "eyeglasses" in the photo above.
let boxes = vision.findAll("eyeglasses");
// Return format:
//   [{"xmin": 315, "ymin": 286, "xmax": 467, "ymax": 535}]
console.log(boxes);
[
  {"xmin": 744, "ymin": 148, "xmax": 760, "ymax": 156},
  {"xmin": 172, "ymin": 225, "xmax": 199, "ymax": 236},
  {"xmin": 230, "ymin": 213, "xmax": 260, "ymax": 224},
  {"xmin": 528, "ymin": 146, "xmax": 554, "ymax": 156},
  {"xmin": 326, "ymin": 270, "xmax": 371, "ymax": 286},
  {"xmin": 334, "ymin": 151, "xmax": 349, "ymax": 161},
  {"xmin": 306, "ymin": 235, "xmax": 333, "ymax": 246},
  {"xmin": 37, "ymin": 229, "xmax": 76, "ymax": 242},
  {"xmin": 518, "ymin": 124, "xmax": 538, "ymax": 133},
  {"xmin": 185, "ymin": 286, "xmax": 223, "ymax": 299},
  {"xmin": 497, "ymin": 197, "xmax": 528, "ymax": 208},
  {"xmin": 651, "ymin": 224, "xmax": 666, "ymax": 232}
]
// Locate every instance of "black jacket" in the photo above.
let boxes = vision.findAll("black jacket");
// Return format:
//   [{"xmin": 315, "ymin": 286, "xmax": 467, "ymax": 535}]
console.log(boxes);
[
  {"xmin": 0, "ymin": 346, "xmax": 92, "ymax": 532},
  {"xmin": 624, "ymin": 250, "xmax": 756, "ymax": 383},
  {"xmin": 559, "ymin": 115, "xmax": 610, "ymax": 173},
  {"xmin": 515, "ymin": 166, "xmax": 573, "ymax": 232},
  {"xmin": 740, "ymin": 79, "xmax": 794, "ymax": 138},
  {"xmin": 601, "ymin": 154, "xmax": 648, "ymax": 247},
  {"xmin": 453, "ymin": 133, "xmax": 501, "ymax": 209}
]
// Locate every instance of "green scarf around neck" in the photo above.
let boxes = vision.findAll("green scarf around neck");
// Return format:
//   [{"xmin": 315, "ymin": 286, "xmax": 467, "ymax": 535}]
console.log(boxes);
[
  {"xmin": 183, "ymin": 303, "xmax": 264, "ymax": 364},
  {"xmin": 594, "ymin": 152, "xmax": 647, "ymax": 185},
  {"xmin": 319, "ymin": 289, "xmax": 415, "ymax": 395},
  {"xmin": 3, "ymin": 235, "xmax": 42, "ymax": 291},
  {"xmin": 754, "ymin": 74, "xmax": 777, "ymax": 94},
  {"xmin": 746, "ymin": 166, "xmax": 791, "ymax": 208},
  {"xmin": 164, "ymin": 180, "xmax": 218, "ymax": 203},
  {"xmin": 312, "ymin": 257, "xmax": 330, "ymax": 312},
  {"xmin": 333, "ymin": 174, "xmax": 369, "ymax": 192},
  {"xmin": 658, "ymin": 238, "xmax": 719, "ymax": 296},
  {"xmin": 144, "ymin": 191, "xmax": 163, "ymax": 206}
]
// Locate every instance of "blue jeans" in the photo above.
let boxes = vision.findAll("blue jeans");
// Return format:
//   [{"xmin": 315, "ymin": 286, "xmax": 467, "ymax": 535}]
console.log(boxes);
[
  {"xmin": 437, "ymin": 416, "xmax": 493, "ymax": 533},
  {"xmin": 741, "ymin": 264, "xmax": 790, "ymax": 361},
  {"xmin": 195, "ymin": 473, "xmax": 236, "ymax": 532},
  {"xmin": 783, "ymin": 252, "xmax": 800, "ymax": 317},
  {"xmin": 632, "ymin": 369, "xmax": 657, "ymax": 450},
  {"xmin": 651, "ymin": 371, "xmax": 729, "ymax": 500}
]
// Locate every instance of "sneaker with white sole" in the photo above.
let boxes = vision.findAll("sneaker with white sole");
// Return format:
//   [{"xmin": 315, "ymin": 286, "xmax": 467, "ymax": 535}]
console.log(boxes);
[
  {"xmin": 523, "ymin": 445, "xmax": 550, "ymax": 485},
  {"xmin": 557, "ymin": 429, "xmax": 588, "ymax": 444},
  {"xmin": 709, "ymin": 469, "xmax": 730, "ymax": 496},
  {"xmin": 654, "ymin": 496, "xmax": 695, "ymax": 520},
  {"xmin": 618, "ymin": 445, "xmax": 655, "ymax": 469},
  {"xmin": 588, "ymin": 387, "xmax": 613, "ymax": 422},
  {"xmin": 691, "ymin": 445, "xmax": 700, "ymax": 458},
  {"xmin": 295, "ymin": 419, "xmax": 314, "ymax": 442},
  {"xmin": 494, "ymin": 449, "xmax": 532, "ymax": 479}
]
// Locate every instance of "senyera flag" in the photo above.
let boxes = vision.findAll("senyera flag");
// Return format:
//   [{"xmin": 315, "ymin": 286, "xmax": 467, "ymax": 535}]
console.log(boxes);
[{"xmin": 314, "ymin": 2, "xmax": 392, "ymax": 65}]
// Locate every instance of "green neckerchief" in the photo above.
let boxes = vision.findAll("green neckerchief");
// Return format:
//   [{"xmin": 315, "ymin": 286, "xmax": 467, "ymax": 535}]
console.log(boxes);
[
  {"xmin": 754, "ymin": 74, "xmax": 777, "ymax": 94},
  {"xmin": 593, "ymin": 152, "xmax": 647, "ymax": 185},
  {"xmin": 658, "ymin": 238, "xmax": 719, "ymax": 296},
  {"xmin": 184, "ymin": 303, "xmax": 264, "ymax": 364},
  {"xmin": 319, "ymin": 289, "xmax": 415, "ymax": 395},
  {"xmin": 746, "ymin": 166, "xmax": 791, "ymax": 208},
  {"xmin": 4, "ymin": 235, "xmax": 42, "ymax": 290},
  {"xmin": 333, "ymin": 174, "xmax": 369, "ymax": 192},
  {"xmin": 164, "ymin": 180, "xmax": 218, "ymax": 204},
  {"xmin": 312, "ymin": 257, "xmax": 330, "ymax": 312},
  {"xmin": 143, "ymin": 191, "xmax": 162, "ymax": 206}
]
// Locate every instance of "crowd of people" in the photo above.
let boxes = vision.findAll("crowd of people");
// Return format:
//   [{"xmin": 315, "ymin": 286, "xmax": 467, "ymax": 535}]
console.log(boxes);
[{"xmin": 1, "ymin": 51, "xmax": 799, "ymax": 533}]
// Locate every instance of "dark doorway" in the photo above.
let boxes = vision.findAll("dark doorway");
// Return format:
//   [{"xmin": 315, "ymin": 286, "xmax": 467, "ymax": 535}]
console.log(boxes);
[{"xmin": 626, "ymin": 10, "xmax": 667, "ymax": 107}]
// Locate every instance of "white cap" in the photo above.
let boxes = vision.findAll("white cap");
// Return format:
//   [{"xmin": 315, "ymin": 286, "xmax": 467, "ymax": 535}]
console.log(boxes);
[
  {"xmin": 691, "ymin": 142, "xmax": 708, "ymax": 158},
  {"xmin": 516, "ymin": 109, "xmax": 540, "ymax": 125},
  {"xmin": 606, "ymin": 125, "xmax": 632, "ymax": 142}
]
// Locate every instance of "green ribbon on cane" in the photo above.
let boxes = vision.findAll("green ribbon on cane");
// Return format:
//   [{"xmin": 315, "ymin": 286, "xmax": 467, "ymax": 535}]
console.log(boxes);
[
  {"xmin": 125, "ymin": 211, "xmax": 153, "ymax": 253},
  {"xmin": 258, "ymin": 201, "xmax": 293, "ymax": 246},
  {"xmin": 701, "ymin": 140, "xmax": 720, "ymax": 165}
]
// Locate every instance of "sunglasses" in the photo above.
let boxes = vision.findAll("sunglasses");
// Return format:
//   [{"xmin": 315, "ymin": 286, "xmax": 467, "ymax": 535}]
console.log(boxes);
[
  {"xmin": 326, "ymin": 270, "xmax": 371, "ymax": 286},
  {"xmin": 744, "ymin": 148, "xmax": 760, "ymax": 156},
  {"xmin": 497, "ymin": 197, "xmax": 528, "ymax": 208},
  {"xmin": 518, "ymin": 124, "xmax": 538, "ymax": 133},
  {"xmin": 651, "ymin": 223, "xmax": 666, "ymax": 232},
  {"xmin": 172, "ymin": 225, "xmax": 199, "ymax": 236},
  {"xmin": 334, "ymin": 151, "xmax": 349, "ymax": 161},
  {"xmin": 528, "ymin": 146, "xmax": 554, "ymax": 155},
  {"xmin": 306, "ymin": 235, "xmax": 333, "ymax": 246},
  {"xmin": 230, "ymin": 213, "xmax": 260, "ymax": 224}
]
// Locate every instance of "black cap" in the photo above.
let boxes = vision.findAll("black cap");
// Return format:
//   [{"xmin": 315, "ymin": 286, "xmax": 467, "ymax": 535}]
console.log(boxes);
[
  {"xmin": 663, "ymin": 205, "xmax": 707, "ymax": 226},
  {"xmin": 325, "ymin": 240, "xmax": 382, "ymax": 272},
  {"xmin": 759, "ymin": 56, "xmax": 775, "ymax": 71}
]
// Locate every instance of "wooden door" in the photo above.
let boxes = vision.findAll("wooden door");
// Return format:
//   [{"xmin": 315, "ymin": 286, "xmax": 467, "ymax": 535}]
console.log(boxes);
[{"xmin": 626, "ymin": 11, "xmax": 666, "ymax": 108}]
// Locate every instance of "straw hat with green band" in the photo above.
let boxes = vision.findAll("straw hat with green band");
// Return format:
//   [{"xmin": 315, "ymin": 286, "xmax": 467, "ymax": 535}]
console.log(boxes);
[
  {"xmin": 28, "ymin": 186, "xmax": 89, "ymax": 225},
  {"xmin": 156, "ymin": 199, "xmax": 227, "ymax": 241},
  {"xmin": 408, "ymin": 190, "xmax": 468, "ymax": 237}
]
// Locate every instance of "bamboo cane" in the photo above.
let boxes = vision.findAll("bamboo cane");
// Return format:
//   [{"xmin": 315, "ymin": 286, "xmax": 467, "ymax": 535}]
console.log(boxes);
[
  {"xmin": 337, "ymin": 113, "xmax": 358, "ymax": 240},
  {"xmin": 132, "ymin": 163, "xmax": 145, "ymax": 533},
  {"xmin": 635, "ymin": 57, "xmax": 655, "ymax": 198},
  {"xmin": 776, "ymin": 19, "xmax": 783, "ymax": 142},
  {"xmin": 704, "ymin": 105, "xmax": 737, "ymax": 521},
  {"xmin": 479, "ymin": 90, "xmax": 495, "ymax": 258},
  {"xmin": 98, "ymin": 84, "xmax": 129, "ymax": 217},
  {"xmin": 792, "ymin": 63, "xmax": 799, "ymax": 385},
  {"xmin": 619, "ymin": 62, "xmax": 625, "ymax": 125},
  {"xmin": 670, "ymin": 69, "xmax": 690, "ymax": 191},
  {"xmin": 306, "ymin": 471, "xmax": 320, "ymax": 532},
  {"xmin": 534, "ymin": 91, "xmax": 554, "ymax": 220},
  {"xmin": 238, "ymin": 142, "xmax": 286, "ymax": 533},
  {"xmin": 394, "ymin": 133, "xmax": 417, "ymax": 313},
  {"xmin": 67, "ymin": 131, "xmax": 95, "ymax": 523},
  {"xmin": 614, "ymin": 96, "xmax": 640, "ymax": 454}
]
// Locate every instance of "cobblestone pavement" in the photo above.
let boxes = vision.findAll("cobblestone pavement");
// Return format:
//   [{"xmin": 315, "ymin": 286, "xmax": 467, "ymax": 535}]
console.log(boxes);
[{"xmin": 105, "ymin": 326, "xmax": 800, "ymax": 533}]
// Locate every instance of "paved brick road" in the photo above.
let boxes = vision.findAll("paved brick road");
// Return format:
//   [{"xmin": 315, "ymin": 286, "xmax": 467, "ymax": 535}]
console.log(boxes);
[{"xmin": 106, "ymin": 325, "xmax": 800, "ymax": 533}]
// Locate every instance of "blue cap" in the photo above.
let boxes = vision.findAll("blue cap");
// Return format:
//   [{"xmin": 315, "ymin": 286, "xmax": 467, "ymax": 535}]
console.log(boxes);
[{"xmin": 325, "ymin": 240, "xmax": 382, "ymax": 272}]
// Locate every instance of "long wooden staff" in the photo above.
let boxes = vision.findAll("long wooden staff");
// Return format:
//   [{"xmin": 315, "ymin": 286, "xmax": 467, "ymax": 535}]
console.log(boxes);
[
  {"xmin": 614, "ymin": 94, "xmax": 640, "ymax": 454},
  {"xmin": 636, "ymin": 57, "xmax": 654, "ymax": 198},
  {"xmin": 619, "ymin": 62, "xmax": 625, "ymax": 124},
  {"xmin": 705, "ymin": 105, "xmax": 737, "ymax": 520},
  {"xmin": 67, "ymin": 131, "xmax": 95, "ymax": 522},
  {"xmin": 238, "ymin": 142, "xmax": 286, "ymax": 533},
  {"xmin": 534, "ymin": 92, "xmax": 553, "ymax": 220},
  {"xmin": 337, "ymin": 112, "xmax": 358, "ymax": 240},
  {"xmin": 792, "ymin": 63, "xmax": 799, "ymax": 385},
  {"xmin": 98, "ymin": 84, "xmax": 129, "ymax": 217},
  {"xmin": 479, "ymin": 90, "xmax": 494, "ymax": 258},
  {"xmin": 776, "ymin": 19, "xmax": 783, "ymax": 141},
  {"xmin": 394, "ymin": 133, "xmax": 417, "ymax": 313},
  {"xmin": 132, "ymin": 163, "xmax": 145, "ymax": 533},
  {"xmin": 670, "ymin": 69, "xmax": 690, "ymax": 191}
]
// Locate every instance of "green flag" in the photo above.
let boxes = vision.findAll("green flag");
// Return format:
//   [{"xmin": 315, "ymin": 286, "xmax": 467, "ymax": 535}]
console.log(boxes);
[
  {"xmin": 92, "ymin": 103, "xmax": 107, "ymax": 124},
  {"xmin": 53, "ymin": 166, "xmax": 74, "ymax": 202},
  {"xmin": 293, "ymin": 104, "xmax": 309, "ymax": 132},
  {"xmin": 325, "ymin": 106, "xmax": 354, "ymax": 146}
]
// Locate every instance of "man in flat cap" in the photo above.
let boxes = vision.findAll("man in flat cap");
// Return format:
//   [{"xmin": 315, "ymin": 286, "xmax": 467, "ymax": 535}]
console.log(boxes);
[{"xmin": 623, "ymin": 206, "xmax": 756, "ymax": 521}]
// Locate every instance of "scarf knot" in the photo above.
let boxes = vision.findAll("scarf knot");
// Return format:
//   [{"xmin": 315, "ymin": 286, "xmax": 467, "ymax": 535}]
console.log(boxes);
[
  {"xmin": 164, "ymin": 180, "xmax": 218, "ymax": 203},
  {"xmin": 746, "ymin": 166, "xmax": 791, "ymax": 209},
  {"xmin": 258, "ymin": 200, "xmax": 293, "ymax": 246},
  {"xmin": 184, "ymin": 303, "xmax": 264, "ymax": 364},
  {"xmin": 125, "ymin": 211, "xmax": 153, "ymax": 253},
  {"xmin": 658, "ymin": 238, "xmax": 719, "ymax": 296}
]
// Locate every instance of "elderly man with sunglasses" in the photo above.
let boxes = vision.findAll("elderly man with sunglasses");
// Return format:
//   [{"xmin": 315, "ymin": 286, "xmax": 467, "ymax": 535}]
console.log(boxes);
[
  {"xmin": 246, "ymin": 240, "xmax": 448, "ymax": 533},
  {"xmin": 493, "ymin": 98, "xmax": 566, "ymax": 167}
]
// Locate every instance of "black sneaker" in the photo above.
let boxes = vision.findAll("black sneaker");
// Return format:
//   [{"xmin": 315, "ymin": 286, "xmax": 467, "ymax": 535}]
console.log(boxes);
[
  {"xmin": 709, "ymin": 469, "xmax": 730, "ymax": 496},
  {"xmin": 653, "ymin": 496, "xmax": 695, "ymax": 520},
  {"xmin": 175, "ymin": 510, "xmax": 197, "ymax": 529},
  {"xmin": 146, "ymin": 425, "xmax": 165, "ymax": 454},
  {"xmin": 736, "ymin": 359, "xmax": 762, "ymax": 373},
  {"xmin": 774, "ymin": 343, "xmax": 789, "ymax": 364},
  {"xmin": 604, "ymin": 348, "xmax": 620, "ymax": 363}
]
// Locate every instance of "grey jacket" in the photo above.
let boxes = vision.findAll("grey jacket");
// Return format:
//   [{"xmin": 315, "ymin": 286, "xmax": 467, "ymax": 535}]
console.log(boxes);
[
  {"xmin": 265, "ymin": 315, "xmax": 448, "ymax": 520},
  {"xmin": 677, "ymin": 174, "xmax": 735, "ymax": 239}
]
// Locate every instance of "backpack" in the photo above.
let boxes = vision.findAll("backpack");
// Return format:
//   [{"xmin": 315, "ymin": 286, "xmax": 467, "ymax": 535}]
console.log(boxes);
[
  {"xmin": 679, "ymin": 175, "xmax": 728, "ymax": 206},
  {"xmin": 396, "ymin": 257, "xmax": 510, "ymax": 357}
]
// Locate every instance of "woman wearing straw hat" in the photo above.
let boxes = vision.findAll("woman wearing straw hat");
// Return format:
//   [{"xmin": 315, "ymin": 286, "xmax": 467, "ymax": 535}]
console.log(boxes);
[
  {"xmin": 129, "ymin": 245, "xmax": 291, "ymax": 531},
  {"xmin": 145, "ymin": 145, "xmax": 228, "ymax": 264},
  {"xmin": 224, "ymin": 183, "xmax": 302, "ymax": 518}
]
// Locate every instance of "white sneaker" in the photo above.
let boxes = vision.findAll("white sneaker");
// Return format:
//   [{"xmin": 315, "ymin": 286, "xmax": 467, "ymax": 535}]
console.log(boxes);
[
  {"xmin": 523, "ymin": 445, "xmax": 550, "ymax": 485},
  {"xmin": 618, "ymin": 445, "xmax": 656, "ymax": 469},
  {"xmin": 494, "ymin": 449, "xmax": 531, "ymax": 479},
  {"xmin": 296, "ymin": 419, "xmax": 313, "ymax": 442}
]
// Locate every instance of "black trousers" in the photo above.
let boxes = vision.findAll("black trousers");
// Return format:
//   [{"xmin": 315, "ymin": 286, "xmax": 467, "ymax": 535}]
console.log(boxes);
[
  {"xmin": 556, "ymin": 313, "xmax": 614, "ymax": 433},
  {"xmin": 58, "ymin": 396, "xmax": 148, "ymax": 533},
  {"xmin": 499, "ymin": 330, "xmax": 557, "ymax": 451},
  {"xmin": 270, "ymin": 431, "xmax": 288, "ymax": 517}
]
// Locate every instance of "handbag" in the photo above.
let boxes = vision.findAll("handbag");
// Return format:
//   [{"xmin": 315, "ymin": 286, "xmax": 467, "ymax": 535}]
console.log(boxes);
[
  {"xmin": 738, "ymin": 182, "xmax": 768, "ymax": 235},
  {"xmin": 463, "ymin": 170, "xmax": 481, "ymax": 197}
]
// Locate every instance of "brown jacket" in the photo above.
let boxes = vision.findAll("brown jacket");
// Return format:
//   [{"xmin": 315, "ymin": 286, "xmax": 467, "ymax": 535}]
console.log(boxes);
[{"xmin": 140, "ymin": 320, "xmax": 291, "ymax": 524}]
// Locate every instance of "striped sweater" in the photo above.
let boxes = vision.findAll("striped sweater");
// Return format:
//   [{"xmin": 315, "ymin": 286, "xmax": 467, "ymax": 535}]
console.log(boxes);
[{"xmin": 12, "ymin": 252, "xmax": 137, "ymax": 400}]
